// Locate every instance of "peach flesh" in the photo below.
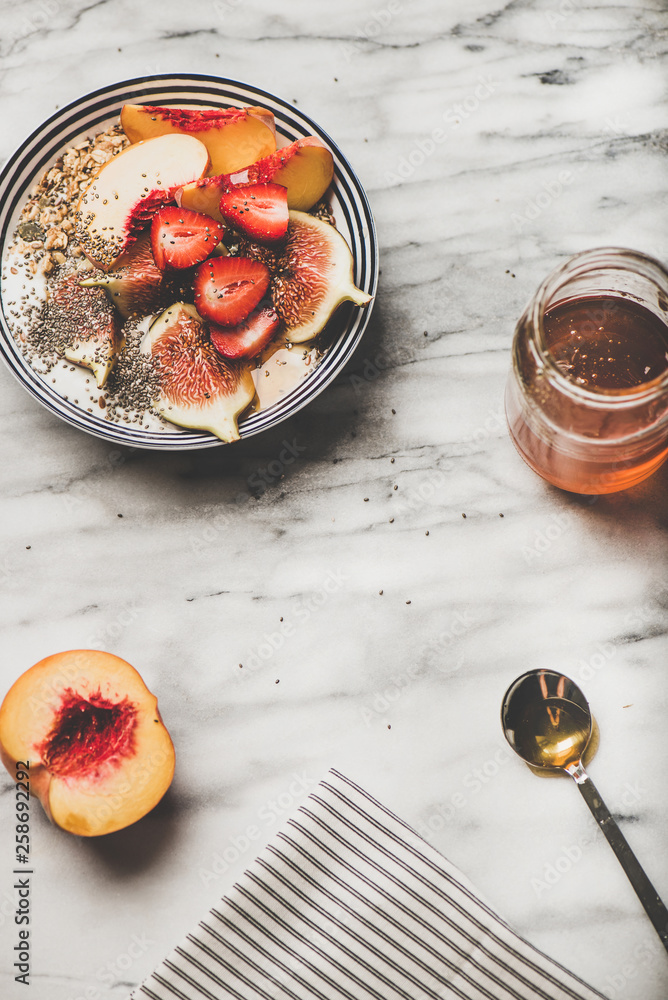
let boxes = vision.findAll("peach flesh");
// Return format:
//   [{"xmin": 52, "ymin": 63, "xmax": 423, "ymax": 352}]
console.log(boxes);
[
  {"xmin": 37, "ymin": 689, "xmax": 136, "ymax": 779},
  {"xmin": 75, "ymin": 133, "xmax": 210, "ymax": 270}
]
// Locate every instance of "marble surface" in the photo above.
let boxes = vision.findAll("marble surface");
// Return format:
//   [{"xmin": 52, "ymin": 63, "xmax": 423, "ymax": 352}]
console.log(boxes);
[{"xmin": 1, "ymin": 1, "xmax": 667, "ymax": 998}]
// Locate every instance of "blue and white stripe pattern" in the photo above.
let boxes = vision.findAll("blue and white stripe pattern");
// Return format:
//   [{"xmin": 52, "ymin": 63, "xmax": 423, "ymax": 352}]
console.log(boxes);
[
  {"xmin": 0, "ymin": 75, "xmax": 378, "ymax": 450},
  {"xmin": 133, "ymin": 770, "xmax": 604, "ymax": 1000}
]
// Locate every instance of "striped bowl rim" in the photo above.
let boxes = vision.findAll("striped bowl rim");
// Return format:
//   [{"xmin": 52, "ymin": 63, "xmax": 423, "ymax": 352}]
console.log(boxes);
[{"xmin": 0, "ymin": 74, "xmax": 378, "ymax": 450}]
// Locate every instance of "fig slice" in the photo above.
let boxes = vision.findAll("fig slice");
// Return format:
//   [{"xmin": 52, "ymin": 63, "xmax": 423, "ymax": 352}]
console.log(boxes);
[
  {"xmin": 45, "ymin": 274, "xmax": 123, "ymax": 387},
  {"xmin": 271, "ymin": 211, "xmax": 372, "ymax": 344},
  {"xmin": 0, "ymin": 650, "xmax": 175, "ymax": 837},
  {"xmin": 141, "ymin": 303, "xmax": 255, "ymax": 442},
  {"xmin": 79, "ymin": 231, "xmax": 172, "ymax": 319}
]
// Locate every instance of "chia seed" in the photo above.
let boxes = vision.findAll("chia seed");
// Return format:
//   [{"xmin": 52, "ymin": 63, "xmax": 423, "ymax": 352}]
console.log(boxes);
[{"xmin": 103, "ymin": 318, "xmax": 160, "ymax": 423}]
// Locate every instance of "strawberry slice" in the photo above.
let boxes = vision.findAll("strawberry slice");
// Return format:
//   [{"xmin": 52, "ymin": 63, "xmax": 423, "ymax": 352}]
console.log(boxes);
[
  {"xmin": 193, "ymin": 256, "xmax": 270, "ymax": 326},
  {"xmin": 150, "ymin": 207, "xmax": 224, "ymax": 270},
  {"xmin": 209, "ymin": 306, "xmax": 281, "ymax": 361},
  {"xmin": 218, "ymin": 183, "xmax": 288, "ymax": 243}
]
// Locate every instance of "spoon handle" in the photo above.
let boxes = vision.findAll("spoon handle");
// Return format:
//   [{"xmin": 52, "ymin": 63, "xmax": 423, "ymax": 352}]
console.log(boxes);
[{"xmin": 575, "ymin": 772, "xmax": 668, "ymax": 952}]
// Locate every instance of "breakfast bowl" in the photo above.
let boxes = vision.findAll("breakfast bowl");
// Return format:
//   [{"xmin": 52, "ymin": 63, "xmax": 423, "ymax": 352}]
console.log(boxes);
[{"xmin": 0, "ymin": 74, "xmax": 378, "ymax": 450}]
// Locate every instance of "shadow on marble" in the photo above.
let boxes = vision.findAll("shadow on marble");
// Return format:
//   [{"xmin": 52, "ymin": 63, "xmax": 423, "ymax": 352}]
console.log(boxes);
[
  {"xmin": 522, "ymin": 462, "xmax": 668, "ymax": 532},
  {"xmin": 81, "ymin": 787, "xmax": 179, "ymax": 878}
]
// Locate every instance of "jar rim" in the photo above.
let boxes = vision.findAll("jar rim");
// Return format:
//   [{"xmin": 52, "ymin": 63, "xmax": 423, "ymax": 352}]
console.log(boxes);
[{"xmin": 530, "ymin": 246, "xmax": 668, "ymax": 406}]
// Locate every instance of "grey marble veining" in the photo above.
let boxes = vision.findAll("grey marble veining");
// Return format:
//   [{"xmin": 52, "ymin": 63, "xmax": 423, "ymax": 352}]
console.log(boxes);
[{"xmin": 1, "ymin": 1, "xmax": 667, "ymax": 998}]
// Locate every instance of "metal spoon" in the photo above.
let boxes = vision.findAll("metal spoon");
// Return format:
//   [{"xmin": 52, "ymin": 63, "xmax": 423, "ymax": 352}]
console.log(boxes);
[{"xmin": 501, "ymin": 668, "xmax": 668, "ymax": 952}]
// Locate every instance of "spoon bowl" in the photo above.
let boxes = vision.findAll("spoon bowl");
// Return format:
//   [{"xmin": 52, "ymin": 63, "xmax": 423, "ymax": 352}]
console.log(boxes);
[{"xmin": 501, "ymin": 669, "xmax": 592, "ymax": 773}]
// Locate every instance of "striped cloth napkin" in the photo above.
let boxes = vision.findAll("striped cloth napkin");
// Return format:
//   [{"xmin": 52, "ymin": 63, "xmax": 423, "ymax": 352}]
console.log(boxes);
[{"xmin": 132, "ymin": 769, "xmax": 604, "ymax": 1000}]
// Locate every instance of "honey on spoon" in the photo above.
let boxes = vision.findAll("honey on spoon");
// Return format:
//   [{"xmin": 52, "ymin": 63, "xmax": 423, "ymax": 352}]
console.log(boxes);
[{"xmin": 501, "ymin": 669, "xmax": 668, "ymax": 954}]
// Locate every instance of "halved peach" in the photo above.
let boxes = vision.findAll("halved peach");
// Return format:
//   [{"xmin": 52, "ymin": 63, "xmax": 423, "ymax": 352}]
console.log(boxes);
[
  {"xmin": 120, "ymin": 104, "xmax": 276, "ymax": 176},
  {"xmin": 75, "ymin": 133, "xmax": 210, "ymax": 271},
  {"xmin": 177, "ymin": 136, "xmax": 334, "ymax": 221},
  {"xmin": 0, "ymin": 650, "xmax": 175, "ymax": 837}
]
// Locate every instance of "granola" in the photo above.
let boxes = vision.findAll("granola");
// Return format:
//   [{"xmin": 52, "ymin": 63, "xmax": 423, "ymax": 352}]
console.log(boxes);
[{"xmin": 13, "ymin": 124, "xmax": 129, "ymax": 278}]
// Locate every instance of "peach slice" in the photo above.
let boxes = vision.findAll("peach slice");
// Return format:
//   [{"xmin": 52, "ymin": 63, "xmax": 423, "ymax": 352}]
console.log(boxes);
[
  {"xmin": 228, "ymin": 137, "xmax": 334, "ymax": 211},
  {"xmin": 178, "ymin": 136, "xmax": 334, "ymax": 221},
  {"xmin": 175, "ymin": 176, "xmax": 228, "ymax": 224},
  {"xmin": 0, "ymin": 651, "xmax": 175, "ymax": 837},
  {"xmin": 75, "ymin": 133, "xmax": 210, "ymax": 271},
  {"xmin": 120, "ymin": 104, "xmax": 276, "ymax": 176}
]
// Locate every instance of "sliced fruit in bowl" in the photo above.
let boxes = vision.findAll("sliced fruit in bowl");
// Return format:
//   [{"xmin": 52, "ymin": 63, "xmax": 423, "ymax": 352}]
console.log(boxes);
[
  {"xmin": 120, "ymin": 103, "xmax": 276, "ymax": 175},
  {"xmin": 218, "ymin": 182, "xmax": 289, "ymax": 243},
  {"xmin": 0, "ymin": 650, "xmax": 175, "ymax": 837},
  {"xmin": 79, "ymin": 231, "xmax": 172, "ymax": 319},
  {"xmin": 178, "ymin": 135, "xmax": 335, "ymax": 220},
  {"xmin": 0, "ymin": 76, "xmax": 378, "ymax": 449},
  {"xmin": 271, "ymin": 211, "xmax": 372, "ymax": 344},
  {"xmin": 150, "ymin": 207, "xmax": 225, "ymax": 269},
  {"xmin": 210, "ymin": 305, "xmax": 281, "ymax": 361},
  {"xmin": 141, "ymin": 302, "xmax": 255, "ymax": 442},
  {"xmin": 46, "ymin": 274, "xmax": 124, "ymax": 387},
  {"xmin": 226, "ymin": 136, "xmax": 335, "ymax": 211},
  {"xmin": 75, "ymin": 133, "xmax": 210, "ymax": 271},
  {"xmin": 193, "ymin": 255, "xmax": 271, "ymax": 326}
]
